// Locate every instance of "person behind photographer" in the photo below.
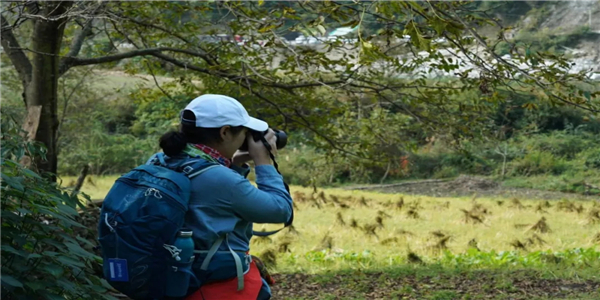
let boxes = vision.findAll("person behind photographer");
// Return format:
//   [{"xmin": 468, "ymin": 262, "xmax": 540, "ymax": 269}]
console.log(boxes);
[{"xmin": 156, "ymin": 94, "xmax": 293, "ymax": 300}]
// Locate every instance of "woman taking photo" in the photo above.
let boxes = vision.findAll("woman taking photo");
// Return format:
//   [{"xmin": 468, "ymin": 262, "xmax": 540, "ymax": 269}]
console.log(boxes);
[{"xmin": 157, "ymin": 94, "xmax": 293, "ymax": 300}]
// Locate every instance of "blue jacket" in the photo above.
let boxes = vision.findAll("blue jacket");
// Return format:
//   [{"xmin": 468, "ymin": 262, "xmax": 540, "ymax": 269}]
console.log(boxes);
[{"xmin": 154, "ymin": 152, "xmax": 293, "ymax": 290}]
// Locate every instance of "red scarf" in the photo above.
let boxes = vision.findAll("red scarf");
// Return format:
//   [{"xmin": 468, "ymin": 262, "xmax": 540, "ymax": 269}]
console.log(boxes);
[{"xmin": 192, "ymin": 144, "xmax": 232, "ymax": 168}]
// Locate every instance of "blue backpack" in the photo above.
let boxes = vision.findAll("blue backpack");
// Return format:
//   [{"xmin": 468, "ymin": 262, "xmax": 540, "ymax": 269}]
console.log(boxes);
[{"xmin": 97, "ymin": 153, "xmax": 219, "ymax": 300}]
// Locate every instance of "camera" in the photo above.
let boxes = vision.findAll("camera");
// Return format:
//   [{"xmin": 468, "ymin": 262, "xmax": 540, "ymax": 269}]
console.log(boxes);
[{"xmin": 239, "ymin": 129, "xmax": 288, "ymax": 151}]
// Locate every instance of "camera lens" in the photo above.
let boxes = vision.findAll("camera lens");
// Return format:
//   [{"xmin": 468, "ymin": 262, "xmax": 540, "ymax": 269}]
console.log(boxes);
[
  {"xmin": 274, "ymin": 130, "xmax": 287, "ymax": 149},
  {"xmin": 238, "ymin": 128, "xmax": 288, "ymax": 151}
]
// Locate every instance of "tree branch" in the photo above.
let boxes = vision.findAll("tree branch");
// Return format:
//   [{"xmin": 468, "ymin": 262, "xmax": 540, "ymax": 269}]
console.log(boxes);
[
  {"xmin": 59, "ymin": 47, "xmax": 213, "ymax": 74},
  {"xmin": 107, "ymin": 10, "xmax": 218, "ymax": 65},
  {"xmin": 56, "ymin": 66, "xmax": 97, "ymax": 144},
  {"xmin": 59, "ymin": 3, "xmax": 105, "ymax": 74},
  {"xmin": 148, "ymin": 51, "xmax": 345, "ymax": 90},
  {"xmin": 1, "ymin": 14, "xmax": 33, "ymax": 94}
]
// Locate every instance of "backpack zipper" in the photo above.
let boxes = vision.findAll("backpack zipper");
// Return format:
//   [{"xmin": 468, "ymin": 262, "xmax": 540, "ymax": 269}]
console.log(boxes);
[
  {"xmin": 144, "ymin": 188, "xmax": 163, "ymax": 199},
  {"xmin": 116, "ymin": 178, "xmax": 186, "ymax": 211}
]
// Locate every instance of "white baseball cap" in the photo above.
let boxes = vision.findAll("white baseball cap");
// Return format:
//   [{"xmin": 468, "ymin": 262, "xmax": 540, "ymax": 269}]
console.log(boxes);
[{"xmin": 180, "ymin": 94, "xmax": 268, "ymax": 132}]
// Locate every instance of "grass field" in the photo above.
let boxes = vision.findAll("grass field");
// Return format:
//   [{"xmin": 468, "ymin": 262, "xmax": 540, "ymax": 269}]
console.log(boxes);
[
  {"xmin": 63, "ymin": 175, "xmax": 600, "ymax": 299},
  {"xmin": 250, "ymin": 187, "xmax": 600, "ymax": 272}
]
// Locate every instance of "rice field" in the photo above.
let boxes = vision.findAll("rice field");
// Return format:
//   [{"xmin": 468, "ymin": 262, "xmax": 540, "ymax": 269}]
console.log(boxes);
[
  {"xmin": 251, "ymin": 187, "xmax": 600, "ymax": 273},
  {"xmin": 64, "ymin": 175, "xmax": 600, "ymax": 273}
]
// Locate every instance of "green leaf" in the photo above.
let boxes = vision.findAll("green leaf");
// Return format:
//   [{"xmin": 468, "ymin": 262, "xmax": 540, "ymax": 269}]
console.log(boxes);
[
  {"xmin": 25, "ymin": 280, "xmax": 47, "ymax": 291},
  {"xmin": 100, "ymin": 278, "xmax": 115, "ymax": 290},
  {"xmin": 65, "ymin": 241, "xmax": 96, "ymax": 259},
  {"xmin": 27, "ymin": 253, "xmax": 42, "ymax": 260},
  {"xmin": 1, "ymin": 275, "xmax": 23, "ymax": 288},
  {"xmin": 45, "ymin": 293, "xmax": 66, "ymax": 300},
  {"xmin": 43, "ymin": 264, "xmax": 65, "ymax": 277},
  {"xmin": 57, "ymin": 278, "xmax": 78, "ymax": 294},
  {"xmin": 583, "ymin": 91, "xmax": 591, "ymax": 102},
  {"xmin": 316, "ymin": 25, "xmax": 326, "ymax": 36},
  {"xmin": 102, "ymin": 294, "xmax": 120, "ymax": 300},
  {"xmin": 1, "ymin": 173, "xmax": 24, "ymax": 191},
  {"xmin": 431, "ymin": 17, "xmax": 446, "ymax": 35},
  {"xmin": 37, "ymin": 208, "xmax": 86, "ymax": 228},
  {"xmin": 42, "ymin": 251, "xmax": 60, "ymax": 257},
  {"xmin": 1, "ymin": 245, "xmax": 28, "ymax": 257},
  {"xmin": 57, "ymin": 203, "xmax": 79, "ymax": 216},
  {"xmin": 57, "ymin": 255, "xmax": 86, "ymax": 268},
  {"xmin": 76, "ymin": 235, "xmax": 96, "ymax": 248},
  {"xmin": 41, "ymin": 238, "xmax": 67, "ymax": 249},
  {"xmin": 16, "ymin": 207, "xmax": 32, "ymax": 215}
]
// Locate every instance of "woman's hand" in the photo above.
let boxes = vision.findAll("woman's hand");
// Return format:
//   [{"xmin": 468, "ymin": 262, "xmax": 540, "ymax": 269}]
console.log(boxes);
[
  {"xmin": 232, "ymin": 150, "xmax": 252, "ymax": 167},
  {"xmin": 247, "ymin": 129, "xmax": 277, "ymax": 166}
]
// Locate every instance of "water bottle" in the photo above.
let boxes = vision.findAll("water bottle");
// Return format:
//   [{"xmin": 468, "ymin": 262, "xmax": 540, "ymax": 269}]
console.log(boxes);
[{"xmin": 165, "ymin": 230, "xmax": 195, "ymax": 298}]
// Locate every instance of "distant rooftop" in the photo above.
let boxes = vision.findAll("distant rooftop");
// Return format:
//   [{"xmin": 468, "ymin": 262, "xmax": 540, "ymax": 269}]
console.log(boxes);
[{"xmin": 329, "ymin": 27, "xmax": 358, "ymax": 36}]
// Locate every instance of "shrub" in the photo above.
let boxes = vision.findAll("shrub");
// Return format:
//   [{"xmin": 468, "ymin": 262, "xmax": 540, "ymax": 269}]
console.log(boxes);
[
  {"xmin": 1, "ymin": 119, "xmax": 114, "ymax": 300},
  {"xmin": 507, "ymin": 151, "xmax": 569, "ymax": 176},
  {"xmin": 433, "ymin": 166, "xmax": 459, "ymax": 179},
  {"xmin": 580, "ymin": 148, "xmax": 600, "ymax": 170},
  {"xmin": 516, "ymin": 130, "xmax": 597, "ymax": 159},
  {"xmin": 58, "ymin": 127, "xmax": 158, "ymax": 176},
  {"xmin": 254, "ymin": 144, "xmax": 343, "ymax": 187}
]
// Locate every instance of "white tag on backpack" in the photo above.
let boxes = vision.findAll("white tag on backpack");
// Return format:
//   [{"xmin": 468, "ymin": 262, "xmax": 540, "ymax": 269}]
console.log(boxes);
[{"xmin": 108, "ymin": 258, "xmax": 129, "ymax": 282}]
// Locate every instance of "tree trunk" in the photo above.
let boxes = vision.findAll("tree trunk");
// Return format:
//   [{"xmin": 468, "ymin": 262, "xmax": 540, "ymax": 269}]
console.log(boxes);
[{"xmin": 24, "ymin": 2, "xmax": 72, "ymax": 181}]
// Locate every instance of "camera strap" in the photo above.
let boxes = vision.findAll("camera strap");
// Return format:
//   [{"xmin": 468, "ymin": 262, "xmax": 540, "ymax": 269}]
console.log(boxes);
[{"xmin": 251, "ymin": 136, "xmax": 294, "ymax": 237}]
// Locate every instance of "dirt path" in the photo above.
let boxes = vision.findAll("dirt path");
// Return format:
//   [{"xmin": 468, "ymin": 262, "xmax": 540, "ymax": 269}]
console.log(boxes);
[
  {"xmin": 347, "ymin": 175, "xmax": 599, "ymax": 201},
  {"xmin": 272, "ymin": 271, "xmax": 600, "ymax": 299}
]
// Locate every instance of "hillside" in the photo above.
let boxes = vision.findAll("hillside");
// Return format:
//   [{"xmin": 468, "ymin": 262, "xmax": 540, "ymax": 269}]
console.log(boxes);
[{"xmin": 500, "ymin": 1, "xmax": 600, "ymax": 73}]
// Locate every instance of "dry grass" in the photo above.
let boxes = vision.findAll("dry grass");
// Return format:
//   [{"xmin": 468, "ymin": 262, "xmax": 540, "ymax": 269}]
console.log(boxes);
[
  {"xmin": 64, "ymin": 176, "xmax": 600, "ymax": 274},
  {"xmin": 253, "ymin": 186, "xmax": 598, "ymax": 273}
]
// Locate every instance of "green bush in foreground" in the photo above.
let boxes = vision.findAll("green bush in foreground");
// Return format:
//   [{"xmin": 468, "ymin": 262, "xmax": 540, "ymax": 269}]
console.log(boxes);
[{"xmin": 1, "ymin": 120, "xmax": 114, "ymax": 300}]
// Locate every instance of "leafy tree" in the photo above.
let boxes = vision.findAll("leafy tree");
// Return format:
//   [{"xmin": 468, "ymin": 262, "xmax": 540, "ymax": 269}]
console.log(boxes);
[{"xmin": 1, "ymin": 1, "xmax": 598, "ymax": 180}]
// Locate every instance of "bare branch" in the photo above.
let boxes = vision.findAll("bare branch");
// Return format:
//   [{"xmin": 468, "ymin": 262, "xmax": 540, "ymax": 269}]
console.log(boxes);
[
  {"xmin": 56, "ymin": 66, "xmax": 97, "ymax": 144},
  {"xmin": 145, "ymin": 61, "xmax": 175, "ymax": 102},
  {"xmin": 106, "ymin": 10, "xmax": 219, "ymax": 66}
]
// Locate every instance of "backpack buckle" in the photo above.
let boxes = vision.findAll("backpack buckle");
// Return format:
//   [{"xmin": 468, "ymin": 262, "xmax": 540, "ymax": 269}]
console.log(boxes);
[{"xmin": 182, "ymin": 166, "xmax": 194, "ymax": 174}]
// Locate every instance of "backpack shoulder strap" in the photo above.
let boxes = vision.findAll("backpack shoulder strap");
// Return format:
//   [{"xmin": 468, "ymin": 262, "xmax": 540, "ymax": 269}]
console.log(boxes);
[
  {"xmin": 145, "ymin": 153, "xmax": 220, "ymax": 178},
  {"xmin": 145, "ymin": 153, "xmax": 166, "ymax": 166},
  {"xmin": 179, "ymin": 160, "xmax": 221, "ymax": 179}
]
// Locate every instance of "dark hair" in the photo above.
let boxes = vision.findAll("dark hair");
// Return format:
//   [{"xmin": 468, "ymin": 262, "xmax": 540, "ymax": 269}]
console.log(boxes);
[{"xmin": 159, "ymin": 110, "xmax": 245, "ymax": 156}]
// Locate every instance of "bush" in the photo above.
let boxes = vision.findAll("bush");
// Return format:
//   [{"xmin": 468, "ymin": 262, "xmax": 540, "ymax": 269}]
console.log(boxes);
[
  {"xmin": 1, "ymin": 119, "xmax": 115, "ymax": 299},
  {"xmin": 58, "ymin": 127, "xmax": 158, "ymax": 176},
  {"xmin": 582, "ymin": 149, "xmax": 600, "ymax": 170},
  {"xmin": 251, "ymin": 144, "xmax": 343, "ymax": 187},
  {"xmin": 433, "ymin": 166, "xmax": 459, "ymax": 179},
  {"xmin": 515, "ymin": 130, "xmax": 598, "ymax": 159},
  {"xmin": 407, "ymin": 153, "xmax": 444, "ymax": 178},
  {"xmin": 507, "ymin": 151, "xmax": 569, "ymax": 176}
]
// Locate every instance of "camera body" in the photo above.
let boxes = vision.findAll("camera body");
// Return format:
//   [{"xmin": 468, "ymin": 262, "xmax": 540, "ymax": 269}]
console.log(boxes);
[{"xmin": 239, "ymin": 129, "xmax": 287, "ymax": 151}]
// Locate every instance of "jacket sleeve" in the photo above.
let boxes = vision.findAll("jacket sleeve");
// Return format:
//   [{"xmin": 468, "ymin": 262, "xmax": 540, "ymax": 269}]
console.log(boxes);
[
  {"xmin": 229, "ymin": 163, "xmax": 251, "ymax": 178},
  {"xmin": 228, "ymin": 165, "xmax": 293, "ymax": 224}
]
